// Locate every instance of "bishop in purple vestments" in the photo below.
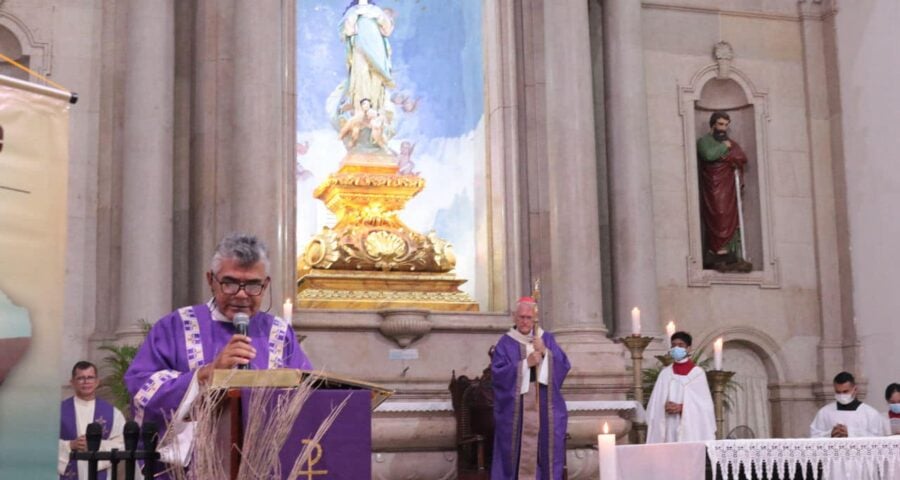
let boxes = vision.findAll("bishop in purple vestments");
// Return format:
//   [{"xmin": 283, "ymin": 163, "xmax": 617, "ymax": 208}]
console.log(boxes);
[
  {"xmin": 124, "ymin": 234, "xmax": 312, "ymax": 477},
  {"xmin": 492, "ymin": 297, "xmax": 570, "ymax": 480}
]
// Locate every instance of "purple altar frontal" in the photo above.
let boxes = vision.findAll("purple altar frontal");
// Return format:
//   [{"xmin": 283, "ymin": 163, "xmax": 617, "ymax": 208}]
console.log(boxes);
[{"xmin": 244, "ymin": 389, "xmax": 371, "ymax": 479}]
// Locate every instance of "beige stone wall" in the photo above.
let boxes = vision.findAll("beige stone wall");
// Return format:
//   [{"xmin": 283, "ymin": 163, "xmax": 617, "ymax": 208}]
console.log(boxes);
[
  {"xmin": 641, "ymin": 1, "xmax": 844, "ymax": 436},
  {"xmin": 0, "ymin": 0, "xmax": 106, "ymax": 378},
  {"xmin": 834, "ymin": 0, "xmax": 900, "ymax": 413},
  {"xmin": 9, "ymin": 0, "xmax": 898, "ymax": 476}
]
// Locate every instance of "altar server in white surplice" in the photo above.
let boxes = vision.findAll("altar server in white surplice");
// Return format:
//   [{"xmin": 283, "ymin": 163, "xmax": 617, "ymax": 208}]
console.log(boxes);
[
  {"xmin": 646, "ymin": 331, "xmax": 716, "ymax": 443},
  {"xmin": 885, "ymin": 383, "xmax": 900, "ymax": 435},
  {"xmin": 810, "ymin": 371, "xmax": 889, "ymax": 438}
]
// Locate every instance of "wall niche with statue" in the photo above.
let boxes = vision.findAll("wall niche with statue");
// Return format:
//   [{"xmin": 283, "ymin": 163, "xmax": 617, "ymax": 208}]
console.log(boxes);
[{"xmin": 679, "ymin": 42, "xmax": 779, "ymax": 288}]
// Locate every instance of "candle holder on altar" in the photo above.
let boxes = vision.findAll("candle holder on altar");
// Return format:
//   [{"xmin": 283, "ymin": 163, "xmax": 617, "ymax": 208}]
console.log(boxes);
[
  {"xmin": 654, "ymin": 353, "xmax": 673, "ymax": 367},
  {"xmin": 619, "ymin": 335, "xmax": 653, "ymax": 443},
  {"xmin": 706, "ymin": 369, "xmax": 735, "ymax": 440}
]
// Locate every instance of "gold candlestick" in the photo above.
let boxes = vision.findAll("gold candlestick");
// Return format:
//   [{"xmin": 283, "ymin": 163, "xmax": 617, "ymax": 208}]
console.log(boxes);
[
  {"xmin": 620, "ymin": 335, "xmax": 653, "ymax": 443},
  {"xmin": 706, "ymin": 369, "xmax": 735, "ymax": 440},
  {"xmin": 654, "ymin": 353, "xmax": 674, "ymax": 367}
]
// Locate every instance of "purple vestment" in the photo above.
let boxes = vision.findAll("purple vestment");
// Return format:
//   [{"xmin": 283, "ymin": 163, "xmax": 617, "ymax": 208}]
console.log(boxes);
[
  {"xmin": 491, "ymin": 330, "xmax": 570, "ymax": 479},
  {"xmin": 124, "ymin": 303, "xmax": 312, "ymax": 477},
  {"xmin": 60, "ymin": 397, "xmax": 115, "ymax": 480}
]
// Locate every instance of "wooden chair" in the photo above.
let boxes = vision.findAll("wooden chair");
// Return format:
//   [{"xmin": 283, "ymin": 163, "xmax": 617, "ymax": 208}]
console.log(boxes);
[{"xmin": 449, "ymin": 347, "xmax": 496, "ymax": 480}]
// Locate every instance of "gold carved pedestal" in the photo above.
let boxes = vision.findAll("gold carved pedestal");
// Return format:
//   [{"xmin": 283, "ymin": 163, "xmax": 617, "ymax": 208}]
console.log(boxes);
[{"xmin": 297, "ymin": 154, "xmax": 479, "ymax": 312}]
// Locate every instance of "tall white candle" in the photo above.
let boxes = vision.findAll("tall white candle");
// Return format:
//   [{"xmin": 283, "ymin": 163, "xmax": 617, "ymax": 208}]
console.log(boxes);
[
  {"xmin": 630, "ymin": 307, "xmax": 641, "ymax": 336},
  {"xmin": 665, "ymin": 321, "xmax": 676, "ymax": 338},
  {"xmin": 283, "ymin": 299, "xmax": 293, "ymax": 325},
  {"xmin": 714, "ymin": 337, "xmax": 723, "ymax": 371},
  {"xmin": 598, "ymin": 422, "xmax": 618, "ymax": 480}
]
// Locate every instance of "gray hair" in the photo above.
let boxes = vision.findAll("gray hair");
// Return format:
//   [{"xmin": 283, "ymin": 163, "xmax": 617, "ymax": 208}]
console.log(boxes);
[{"xmin": 210, "ymin": 233, "xmax": 270, "ymax": 275}]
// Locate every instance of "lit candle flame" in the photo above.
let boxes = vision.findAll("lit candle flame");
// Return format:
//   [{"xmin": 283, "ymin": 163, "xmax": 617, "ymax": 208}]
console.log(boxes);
[
  {"xmin": 666, "ymin": 320, "xmax": 676, "ymax": 337},
  {"xmin": 603, "ymin": 422, "xmax": 609, "ymax": 434}
]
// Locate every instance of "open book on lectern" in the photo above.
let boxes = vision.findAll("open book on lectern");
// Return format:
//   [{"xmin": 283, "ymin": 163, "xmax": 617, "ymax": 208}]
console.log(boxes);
[{"xmin": 208, "ymin": 368, "xmax": 394, "ymax": 410}]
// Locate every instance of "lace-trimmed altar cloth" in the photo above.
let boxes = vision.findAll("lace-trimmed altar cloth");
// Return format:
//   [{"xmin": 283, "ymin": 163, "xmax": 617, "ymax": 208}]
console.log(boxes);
[{"xmin": 706, "ymin": 436, "xmax": 900, "ymax": 480}]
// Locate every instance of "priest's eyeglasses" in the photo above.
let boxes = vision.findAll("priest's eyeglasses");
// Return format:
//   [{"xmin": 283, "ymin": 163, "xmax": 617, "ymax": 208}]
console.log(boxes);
[{"xmin": 213, "ymin": 276, "xmax": 267, "ymax": 296}]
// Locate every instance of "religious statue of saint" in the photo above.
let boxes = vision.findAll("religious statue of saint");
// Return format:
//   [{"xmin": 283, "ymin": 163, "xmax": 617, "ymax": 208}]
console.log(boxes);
[
  {"xmin": 697, "ymin": 111, "xmax": 752, "ymax": 272},
  {"xmin": 334, "ymin": 0, "xmax": 396, "ymax": 155},
  {"xmin": 338, "ymin": 97, "xmax": 393, "ymax": 154}
]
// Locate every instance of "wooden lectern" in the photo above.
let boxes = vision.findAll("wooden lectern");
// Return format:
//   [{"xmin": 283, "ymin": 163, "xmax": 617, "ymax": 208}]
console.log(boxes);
[{"xmin": 209, "ymin": 369, "xmax": 392, "ymax": 480}]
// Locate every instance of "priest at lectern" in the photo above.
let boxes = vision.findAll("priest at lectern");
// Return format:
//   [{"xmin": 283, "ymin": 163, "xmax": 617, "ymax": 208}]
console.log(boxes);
[{"xmin": 124, "ymin": 233, "xmax": 312, "ymax": 477}]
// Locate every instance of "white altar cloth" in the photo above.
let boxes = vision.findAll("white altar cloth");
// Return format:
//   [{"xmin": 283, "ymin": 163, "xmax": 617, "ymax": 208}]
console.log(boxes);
[
  {"xmin": 706, "ymin": 436, "xmax": 900, "ymax": 480},
  {"xmin": 615, "ymin": 441, "xmax": 707, "ymax": 480}
]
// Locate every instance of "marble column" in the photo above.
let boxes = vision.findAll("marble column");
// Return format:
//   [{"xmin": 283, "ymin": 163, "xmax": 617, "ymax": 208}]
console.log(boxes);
[
  {"xmin": 231, "ymin": 1, "xmax": 292, "ymax": 304},
  {"xmin": 798, "ymin": 0, "xmax": 849, "ymax": 383},
  {"xmin": 603, "ymin": 0, "xmax": 662, "ymax": 339},
  {"xmin": 541, "ymin": 3, "xmax": 609, "ymax": 341},
  {"xmin": 118, "ymin": 1, "xmax": 175, "ymax": 339}
]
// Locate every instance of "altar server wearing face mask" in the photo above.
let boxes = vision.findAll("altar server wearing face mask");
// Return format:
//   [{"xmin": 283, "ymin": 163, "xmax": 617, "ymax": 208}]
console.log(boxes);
[
  {"xmin": 646, "ymin": 331, "xmax": 717, "ymax": 443},
  {"xmin": 809, "ymin": 371, "xmax": 889, "ymax": 438},
  {"xmin": 883, "ymin": 383, "xmax": 900, "ymax": 435}
]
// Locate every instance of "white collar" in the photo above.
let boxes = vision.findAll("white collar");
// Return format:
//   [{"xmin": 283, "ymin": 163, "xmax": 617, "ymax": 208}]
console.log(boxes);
[
  {"xmin": 207, "ymin": 298, "xmax": 231, "ymax": 323},
  {"xmin": 506, "ymin": 326, "xmax": 544, "ymax": 345}
]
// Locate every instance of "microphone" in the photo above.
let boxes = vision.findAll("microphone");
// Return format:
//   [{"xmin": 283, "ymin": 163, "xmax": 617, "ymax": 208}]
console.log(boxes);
[
  {"xmin": 234, "ymin": 312, "xmax": 250, "ymax": 336},
  {"xmin": 234, "ymin": 313, "xmax": 251, "ymax": 370},
  {"xmin": 86, "ymin": 422, "xmax": 103, "ymax": 452},
  {"xmin": 123, "ymin": 421, "xmax": 139, "ymax": 451},
  {"xmin": 141, "ymin": 422, "xmax": 159, "ymax": 479},
  {"xmin": 86, "ymin": 422, "xmax": 102, "ymax": 480},
  {"xmin": 123, "ymin": 421, "xmax": 139, "ymax": 480}
]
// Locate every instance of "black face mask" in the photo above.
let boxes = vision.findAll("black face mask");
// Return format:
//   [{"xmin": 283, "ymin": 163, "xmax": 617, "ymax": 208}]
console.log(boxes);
[{"xmin": 713, "ymin": 130, "xmax": 728, "ymax": 142}]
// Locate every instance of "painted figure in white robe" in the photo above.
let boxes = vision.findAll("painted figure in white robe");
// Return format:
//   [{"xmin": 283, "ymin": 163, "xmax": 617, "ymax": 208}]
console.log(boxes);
[
  {"xmin": 341, "ymin": 0, "xmax": 394, "ymax": 113},
  {"xmin": 646, "ymin": 331, "xmax": 716, "ymax": 443},
  {"xmin": 809, "ymin": 371, "xmax": 888, "ymax": 437},
  {"xmin": 58, "ymin": 361, "xmax": 126, "ymax": 480}
]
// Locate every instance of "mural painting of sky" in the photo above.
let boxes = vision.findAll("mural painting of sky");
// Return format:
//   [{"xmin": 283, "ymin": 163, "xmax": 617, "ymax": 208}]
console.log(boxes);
[{"xmin": 296, "ymin": 1, "xmax": 486, "ymax": 303}]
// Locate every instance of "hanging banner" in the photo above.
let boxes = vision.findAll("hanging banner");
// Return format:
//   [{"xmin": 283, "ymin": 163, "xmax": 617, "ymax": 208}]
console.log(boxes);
[{"xmin": 0, "ymin": 74, "xmax": 70, "ymax": 477}]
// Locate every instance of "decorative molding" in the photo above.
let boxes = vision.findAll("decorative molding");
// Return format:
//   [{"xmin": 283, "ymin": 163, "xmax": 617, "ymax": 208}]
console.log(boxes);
[
  {"xmin": 0, "ymin": 11, "xmax": 51, "ymax": 75},
  {"xmin": 713, "ymin": 42, "xmax": 734, "ymax": 79},
  {"xmin": 372, "ymin": 451, "xmax": 456, "ymax": 480},
  {"xmin": 678, "ymin": 62, "xmax": 781, "ymax": 288},
  {"xmin": 294, "ymin": 309, "xmax": 510, "ymax": 333},
  {"xmin": 798, "ymin": 0, "xmax": 837, "ymax": 21},
  {"xmin": 377, "ymin": 309, "xmax": 432, "ymax": 348},
  {"xmin": 642, "ymin": 2, "xmax": 803, "ymax": 23},
  {"xmin": 696, "ymin": 326, "xmax": 788, "ymax": 383}
]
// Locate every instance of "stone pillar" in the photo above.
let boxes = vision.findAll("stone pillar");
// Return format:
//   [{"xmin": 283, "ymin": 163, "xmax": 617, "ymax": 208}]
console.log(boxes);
[
  {"xmin": 603, "ymin": 0, "xmax": 661, "ymax": 339},
  {"xmin": 542, "ymin": 1, "xmax": 606, "ymax": 337},
  {"xmin": 117, "ymin": 1, "xmax": 174, "ymax": 339},
  {"xmin": 798, "ymin": 0, "xmax": 850, "ymax": 383},
  {"xmin": 542, "ymin": 2, "xmax": 627, "ymax": 386},
  {"xmin": 232, "ymin": 1, "xmax": 292, "ymax": 303}
]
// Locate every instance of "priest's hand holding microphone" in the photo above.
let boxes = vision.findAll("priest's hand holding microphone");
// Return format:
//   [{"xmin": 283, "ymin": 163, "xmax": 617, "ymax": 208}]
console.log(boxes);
[{"xmin": 197, "ymin": 313, "xmax": 256, "ymax": 385}]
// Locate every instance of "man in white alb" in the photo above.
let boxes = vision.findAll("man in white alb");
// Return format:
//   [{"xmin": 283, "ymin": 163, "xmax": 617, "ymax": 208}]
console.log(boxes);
[
  {"xmin": 646, "ymin": 331, "xmax": 716, "ymax": 443},
  {"xmin": 58, "ymin": 361, "xmax": 126, "ymax": 479},
  {"xmin": 810, "ymin": 371, "xmax": 888, "ymax": 438}
]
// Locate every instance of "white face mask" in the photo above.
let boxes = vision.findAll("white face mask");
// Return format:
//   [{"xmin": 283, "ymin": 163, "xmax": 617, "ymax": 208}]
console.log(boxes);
[{"xmin": 835, "ymin": 393, "xmax": 854, "ymax": 405}]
